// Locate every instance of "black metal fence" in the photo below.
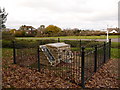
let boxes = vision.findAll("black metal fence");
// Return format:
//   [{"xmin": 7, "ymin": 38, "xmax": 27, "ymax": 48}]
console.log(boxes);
[
  {"xmin": 12, "ymin": 39, "xmax": 111, "ymax": 88},
  {"xmin": 81, "ymin": 39, "xmax": 111, "ymax": 88}
]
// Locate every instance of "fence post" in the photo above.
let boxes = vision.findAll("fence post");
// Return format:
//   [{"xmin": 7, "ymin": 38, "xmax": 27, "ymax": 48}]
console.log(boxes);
[
  {"xmin": 37, "ymin": 46, "xmax": 40, "ymax": 72},
  {"xmin": 58, "ymin": 38, "xmax": 60, "ymax": 42},
  {"xmin": 12, "ymin": 40, "xmax": 16, "ymax": 64},
  {"xmin": 103, "ymin": 42, "xmax": 106, "ymax": 63},
  {"xmin": 80, "ymin": 39, "xmax": 82, "ymax": 53},
  {"xmin": 109, "ymin": 39, "xmax": 111, "ymax": 59},
  {"xmin": 94, "ymin": 45, "xmax": 97, "ymax": 72},
  {"xmin": 81, "ymin": 47, "xmax": 85, "ymax": 88}
]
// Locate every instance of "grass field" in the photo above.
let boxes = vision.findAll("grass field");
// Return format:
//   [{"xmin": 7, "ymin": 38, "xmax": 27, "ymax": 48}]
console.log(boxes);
[{"xmin": 16, "ymin": 35, "xmax": 119, "ymax": 40}]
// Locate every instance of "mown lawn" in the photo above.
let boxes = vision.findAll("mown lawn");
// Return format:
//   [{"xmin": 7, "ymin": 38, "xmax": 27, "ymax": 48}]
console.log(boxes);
[
  {"xmin": 111, "ymin": 42, "xmax": 120, "ymax": 48},
  {"xmin": 16, "ymin": 35, "xmax": 119, "ymax": 40},
  {"xmin": 111, "ymin": 48, "xmax": 120, "ymax": 59}
]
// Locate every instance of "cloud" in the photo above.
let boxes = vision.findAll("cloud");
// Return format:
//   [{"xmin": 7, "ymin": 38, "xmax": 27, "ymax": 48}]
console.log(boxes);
[{"xmin": 0, "ymin": 0, "xmax": 119, "ymax": 29}]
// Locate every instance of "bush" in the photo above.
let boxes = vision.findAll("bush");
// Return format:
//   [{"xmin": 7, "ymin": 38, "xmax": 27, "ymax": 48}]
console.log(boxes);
[
  {"xmin": 15, "ymin": 40, "xmax": 39, "ymax": 49},
  {"xmin": 2, "ymin": 40, "xmax": 13, "ymax": 48},
  {"xmin": 64, "ymin": 40, "xmax": 80, "ymax": 47},
  {"xmin": 2, "ymin": 40, "xmax": 38, "ymax": 48},
  {"xmin": 63, "ymin": 40, "xmax": 103, "ymax": 48},
  {"xmin": 2, "ymin": 39, "xmax": 58, "ymax": 48},
  {"xmin": 36, "ymin": 39, "xmax": 57, "ymax": 45},
  {"xmin": 2, "ymin": 39, "xmax": 105, "ymax": 49},
  {"xmin": 15, "ymin": 39, "xmax": 58, "ymax": 48},
  {"xmin": 2, "ymin": 31, "xmax": 15, "ymax": 40}
]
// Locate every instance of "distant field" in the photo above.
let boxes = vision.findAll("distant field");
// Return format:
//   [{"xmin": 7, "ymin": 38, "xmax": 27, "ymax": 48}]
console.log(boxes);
[{"xmin": 16, "ymin": 35, "xmax": 119, "ymax": 40}]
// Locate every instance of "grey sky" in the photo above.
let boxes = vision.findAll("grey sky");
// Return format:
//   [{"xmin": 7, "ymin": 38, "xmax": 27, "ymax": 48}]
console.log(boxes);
[{"xmin": 0, "ymin": 0, "xmax": 119, "ymax": 30}]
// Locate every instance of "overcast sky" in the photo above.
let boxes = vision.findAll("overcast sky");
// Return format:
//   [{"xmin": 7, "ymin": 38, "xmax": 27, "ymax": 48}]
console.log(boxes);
[{"xmin": 0, "ymin": 0, "xmax": 119, "ymax": 30}]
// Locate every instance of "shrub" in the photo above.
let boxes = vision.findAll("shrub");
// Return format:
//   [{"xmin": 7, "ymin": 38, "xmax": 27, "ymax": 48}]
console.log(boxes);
[
  {"xmin": 2, "ymin": 39, "xmax": 58, "ymax": 48},
  {"xmin": 63, "ymin": 40, "xmax": 103, "ymax": 48},
  {"xmin": 2, "ymin": 31, "xmax": 15, "ymax": 40},
  {"xmin": 2, "ymin": 40, "xmax": 13, "ymax": 48},
  {"xmin": 36, "ymin": 39, "xmax": 57, "ymax": 45}
]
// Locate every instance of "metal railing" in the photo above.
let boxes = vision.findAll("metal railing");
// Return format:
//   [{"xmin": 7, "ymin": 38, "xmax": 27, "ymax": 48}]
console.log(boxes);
[
  {"xmin": 80, "ymin": 39, "xmax": 111, "ymax": 88},
  {"xmin": 12, "ymin": 39, "xmax": 111, "ymax": 88}
]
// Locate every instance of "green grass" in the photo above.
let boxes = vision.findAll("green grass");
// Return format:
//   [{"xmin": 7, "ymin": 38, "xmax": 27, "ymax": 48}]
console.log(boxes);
[
  {"xmin": 111, "ymin": 42, "xmax": 120, "ymax": 48},
  {"xmin": 71, "ymin": 47, "xmax": 119, "ymax": 59},
  {"xmin": 16, "ymin": 35, "xmax": 119, "ymax": 40},
  {"xmin": 111, "ymin": 48, "xmax": 119, "ymax": 59},
  {"xmin": 71, "ymin": 47, "xmax": 94, "ymax": 51},
  {"xmin": 2, "ymin": 46, "xmax": 119, "ymax": 67},
  {"xmin": 71, "ymin": 47, "xmax": 80, "ymax": 51}
]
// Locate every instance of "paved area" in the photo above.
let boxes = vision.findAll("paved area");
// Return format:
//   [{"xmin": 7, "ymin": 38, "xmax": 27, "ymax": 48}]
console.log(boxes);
[
  {"xmin": 63, "ymin": 38, "xmax": 119, "ymax": 42},
  {"xmin": 95, "ymin": 38, "xmax": 119, "ymax": 42}
]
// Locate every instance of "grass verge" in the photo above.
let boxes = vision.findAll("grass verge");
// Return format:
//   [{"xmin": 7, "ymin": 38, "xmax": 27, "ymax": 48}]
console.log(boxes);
[{"xmin": 16, "ymin": 35, "xmax": 119, "ymax": 40}]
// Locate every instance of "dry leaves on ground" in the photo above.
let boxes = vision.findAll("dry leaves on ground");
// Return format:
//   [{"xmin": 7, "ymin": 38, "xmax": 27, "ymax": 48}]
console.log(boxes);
[{"xmin": 85, "ymin": 59, "xmax": 119, "ymax": 88}]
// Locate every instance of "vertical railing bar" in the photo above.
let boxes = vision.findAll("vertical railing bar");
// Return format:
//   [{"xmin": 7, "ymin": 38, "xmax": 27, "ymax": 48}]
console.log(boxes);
[
  {"xmin": 76, "ymin": 51, "xmax": 78, "ymax": 83},
  {"xmin": 71, "ymin": 51, "xmax": 73, "ymax": 81},
  {"xmin": 37, "ymin": 46, "xmax": 40, "ymax": 72},
  {"xmin": 58, "ymin": 38, "xmax": 60, "ymax": 42},
  {"xmin": 109, "ymin": 39, "xmax": 111, "ymax": 59},
  {"xmin": 64, "ymin": 51, "xmax": 66, "ymax": 77},
  {"xmin": 81, "ymin": 47, "xmax": 85, "ymax": 88},
  {"xmin": 76, "ymin": 51, "xmax": 77, "ymax": 83},
  {"xmin": 65, "ymin": 50, "xmax": 67, "ymax": 78},
  {"xmin": 80, "ymin": 39, "xmax": 81, "ymax": 53},
  {"xmin": 78, "ymin": 50, "xmax": 80, "ymax": 82},
  {"xmin": 87, "ymin": 53, "xmax": 89, "ymax": 80},
  {"xmin": 75, "ymin": 51, "xmax": 77, "ymax": 83},
  {"xmin": 13, "ymin": 40, "xmax": 16, "ymax": 64},
  {"xmin": 71, "ymin": 51, "xmax": 72, "ymax": 81},
  {"xmin": 62, "ymin": 51, "xmax": 64, "ymax": 78},
  {"xmin": 63, "ymin": 50, "xmax": 65, "ymax": 78},
  {"xmin": 103, "ymin": 42, "xmax": 106, "ymax": 63},
  {"xmin": 72, "ymin": 52, "xmax": 75, "ymax": 81},
  {"xmin": 94, "ymin": 45, "xmax": 97, "ymax": 72}
]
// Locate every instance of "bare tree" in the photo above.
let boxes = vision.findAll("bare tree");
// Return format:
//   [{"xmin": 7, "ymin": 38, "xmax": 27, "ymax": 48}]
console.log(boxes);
[{"xmin": 0, "ymin": 7, "xmax": 8, "ymax": 29}]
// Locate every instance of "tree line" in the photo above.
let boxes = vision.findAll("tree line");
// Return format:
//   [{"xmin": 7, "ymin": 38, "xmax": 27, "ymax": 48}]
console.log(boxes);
[{"xmin": 3, "ymin": 24, "xmax": 108, "ymax": 37}]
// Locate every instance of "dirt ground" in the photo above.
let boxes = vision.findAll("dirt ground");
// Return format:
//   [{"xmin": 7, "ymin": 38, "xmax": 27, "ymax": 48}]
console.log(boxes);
[
  {"xmin": 2, "ymin": 49, "xmax": 119, "ymax": 88},
  {"xmin": 85, "ymin": 59, "xmax": 119, "ymax": 88}
]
